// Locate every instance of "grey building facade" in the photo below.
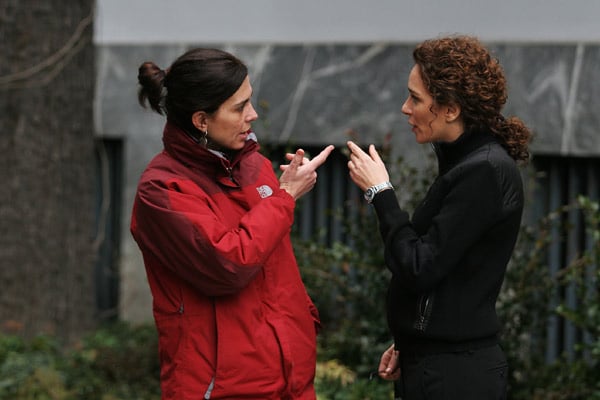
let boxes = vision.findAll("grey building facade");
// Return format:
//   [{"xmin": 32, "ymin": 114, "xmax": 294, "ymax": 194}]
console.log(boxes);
[{"xmin": 93, "ymin": 1, "xmax": 600, "ymax": 326}]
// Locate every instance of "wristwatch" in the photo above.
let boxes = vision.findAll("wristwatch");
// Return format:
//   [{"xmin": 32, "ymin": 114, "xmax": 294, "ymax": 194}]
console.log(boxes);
[{"xmin": 364, "ymin": 181, "xmax": 394, "ymax": 203}]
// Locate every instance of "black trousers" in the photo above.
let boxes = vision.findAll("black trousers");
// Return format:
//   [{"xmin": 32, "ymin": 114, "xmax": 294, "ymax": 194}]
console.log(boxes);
[{"xmin": 394, "ymin": 344, "xmax": 508, "ymax": 400}]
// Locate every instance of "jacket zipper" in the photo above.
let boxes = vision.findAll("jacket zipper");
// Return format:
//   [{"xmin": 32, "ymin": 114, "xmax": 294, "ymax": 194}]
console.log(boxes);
[
  {"xmin": 226, "ymin": 166, "xmax": 239, "ymax": 185},
  {"xmin": 413, "ymin": 293, "xmax": 434, "ymax": 332},
  {"xmin": 204, "ymin": 377, "xmax": 215, "ymax": 399}
]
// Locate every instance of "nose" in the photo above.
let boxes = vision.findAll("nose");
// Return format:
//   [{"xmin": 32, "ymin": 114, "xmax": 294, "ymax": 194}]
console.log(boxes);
[
  {"xmin": 401, "ymin": 97, "xmax": 411, "ymax": 115},
  {"xmin": 247, "ymin": 102, "xmax": 259, "ymax": 122}
]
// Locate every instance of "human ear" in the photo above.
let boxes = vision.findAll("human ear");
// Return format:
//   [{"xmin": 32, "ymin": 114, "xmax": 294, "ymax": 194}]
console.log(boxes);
[
  {"xmin": 445, "ymin": 103, "xmax": 461, "ymax": 123},
  {"xmin": 191, "ymin": 111, "xmax": 208, "ymax": 131}
]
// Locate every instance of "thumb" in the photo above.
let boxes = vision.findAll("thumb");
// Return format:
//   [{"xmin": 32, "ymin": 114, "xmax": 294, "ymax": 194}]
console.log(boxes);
[{"xmin": 287, "ymin": 149, "xmax": 305, "ymax": 172}]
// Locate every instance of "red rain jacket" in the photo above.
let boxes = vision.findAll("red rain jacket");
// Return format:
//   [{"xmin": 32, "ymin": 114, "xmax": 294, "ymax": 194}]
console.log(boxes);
[{"xmin": 131, "ymin": 122, "xmax": 319, "ymax": 399}]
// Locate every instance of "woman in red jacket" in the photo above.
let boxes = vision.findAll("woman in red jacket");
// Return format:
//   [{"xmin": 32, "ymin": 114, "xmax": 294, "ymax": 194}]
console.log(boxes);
[{"xmin": 133, "ymin": 47, "xmax": 334, "ymax": 399}]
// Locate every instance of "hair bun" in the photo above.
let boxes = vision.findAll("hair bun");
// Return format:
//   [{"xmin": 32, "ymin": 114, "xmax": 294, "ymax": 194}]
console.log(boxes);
[
  {"xmin": 138, "ymin": 61, "xmax": 165, "ymax": 87},
  {"xmin": 137, "ymin": 61, "xmax": 166, "ymax": 114}
]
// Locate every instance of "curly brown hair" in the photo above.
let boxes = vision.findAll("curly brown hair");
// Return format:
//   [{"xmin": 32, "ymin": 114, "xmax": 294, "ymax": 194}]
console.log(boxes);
[{"xmin": 413, "ymin": 35, "xmax": 531, "ymax": 163}]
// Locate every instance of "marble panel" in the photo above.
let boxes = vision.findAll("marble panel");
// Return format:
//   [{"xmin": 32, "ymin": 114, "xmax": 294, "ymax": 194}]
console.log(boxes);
[
  {"xmin": 97, "ymin": 43, "xmax": 600, "ymax": 158},
  {"xmin": 493, "ymin": 44, "xmax": 600, "ymax": 156}
]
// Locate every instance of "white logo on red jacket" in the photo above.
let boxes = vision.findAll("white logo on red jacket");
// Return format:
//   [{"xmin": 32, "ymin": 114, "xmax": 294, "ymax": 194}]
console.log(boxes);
[{"xmin": 256, "ymin": 185, "xmax": 273, "ymax": 198}]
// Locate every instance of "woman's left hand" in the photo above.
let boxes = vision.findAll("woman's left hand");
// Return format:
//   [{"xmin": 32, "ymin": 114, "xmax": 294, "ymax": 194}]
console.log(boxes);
[
  {"xmin": 378, "ymin": 344, "xmax": 401, "ymax": 381},
  {"xmin": 279, "ymin": 145, "xmax": 335, "ymax": 200},
  {"xmin": 346, "ymin": 141, "xmax": 390, "ymax": 191}
]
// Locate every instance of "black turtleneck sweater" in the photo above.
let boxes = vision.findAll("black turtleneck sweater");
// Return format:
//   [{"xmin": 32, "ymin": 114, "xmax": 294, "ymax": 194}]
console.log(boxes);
[{"xmin": 372, "ymin": 130, "xmax": 524, "ymax": 353}]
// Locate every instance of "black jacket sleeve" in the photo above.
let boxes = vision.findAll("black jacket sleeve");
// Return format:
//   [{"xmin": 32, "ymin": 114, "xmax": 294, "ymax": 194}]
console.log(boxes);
[{"xmin": 372, "ymin": 161, "xmax": 504, "ymax": 294}]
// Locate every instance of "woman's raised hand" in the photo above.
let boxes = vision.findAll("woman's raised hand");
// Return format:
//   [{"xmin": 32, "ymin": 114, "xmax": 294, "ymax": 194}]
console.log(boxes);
[
  {"xmin": 346, "ymin": 141, "xmax": 390, "ymax": 191},
  {"xmin": 279, "ymin": 145, "xmax": 334, "ymax": 200}
]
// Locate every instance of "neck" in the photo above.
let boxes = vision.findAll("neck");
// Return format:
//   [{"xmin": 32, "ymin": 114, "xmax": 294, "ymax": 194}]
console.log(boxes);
[{"xmin": 447, "ymin": 119, "xmax": 465, "ymax": 142}]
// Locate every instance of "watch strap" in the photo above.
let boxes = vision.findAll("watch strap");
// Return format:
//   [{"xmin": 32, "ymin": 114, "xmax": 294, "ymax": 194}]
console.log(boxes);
[{"xmin": 364, "ymin": 181, "xmax": 394, "ymax": 203}]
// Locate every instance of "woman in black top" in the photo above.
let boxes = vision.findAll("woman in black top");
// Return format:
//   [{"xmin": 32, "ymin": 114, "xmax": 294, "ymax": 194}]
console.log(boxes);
[{"xmin": 347, "ymin": 36, "xmax": 531, "ymax": 399}]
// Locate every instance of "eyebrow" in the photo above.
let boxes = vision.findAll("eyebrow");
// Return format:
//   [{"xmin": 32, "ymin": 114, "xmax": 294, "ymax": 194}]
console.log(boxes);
[
  {"xmin": 233, "ymin": 91, "xmax": 253, "ymax": 108},
  {"xmin": 233, "ymin": 98, "xmax": 249, "ymax": 108}
]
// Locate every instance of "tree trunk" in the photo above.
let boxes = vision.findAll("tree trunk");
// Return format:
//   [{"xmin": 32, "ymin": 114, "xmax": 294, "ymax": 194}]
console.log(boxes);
[{"xmin": 0, "ymin": 0, "xmax": 97, "ymax": 343}]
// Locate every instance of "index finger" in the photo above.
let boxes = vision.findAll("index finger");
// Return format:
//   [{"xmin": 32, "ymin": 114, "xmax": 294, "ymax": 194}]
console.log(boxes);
[
  {"xmin": 347, "ymin": 141, "xmax": 368, "ymax": 158},
  {"xmin": 306, "ymin": 145, "xmax": 334, "ymax": 170}
]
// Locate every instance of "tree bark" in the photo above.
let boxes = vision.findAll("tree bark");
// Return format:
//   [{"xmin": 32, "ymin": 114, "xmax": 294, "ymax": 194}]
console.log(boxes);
[{"xmin": 0, "ymin": 0, "xmax": 97, "ymax": 342}]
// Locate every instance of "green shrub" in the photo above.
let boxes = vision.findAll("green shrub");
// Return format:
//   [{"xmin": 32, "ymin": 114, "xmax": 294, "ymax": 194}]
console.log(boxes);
[
  {"xmin": 0, "ymin": 334, "xmax": 68, "ymax": 400},
  {"xmin": 315, "ymin": 359, "xmax": 393, "ymax": 399},
  {"xmin": 67, "ymin": 322, "xmax": 160, "ymax": 400},
  {"xmin": 0, "ymin": 324, "xmax": 160, "ymax": 400},
  {"xmin": 498, "ymin": 195, "xmax": 600, "ymax": 399}
]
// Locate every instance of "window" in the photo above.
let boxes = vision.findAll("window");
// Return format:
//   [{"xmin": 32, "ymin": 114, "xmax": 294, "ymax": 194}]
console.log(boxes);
[{"xmin": 94, "ymin": 138, "xmax": 123, "ymax": 321}]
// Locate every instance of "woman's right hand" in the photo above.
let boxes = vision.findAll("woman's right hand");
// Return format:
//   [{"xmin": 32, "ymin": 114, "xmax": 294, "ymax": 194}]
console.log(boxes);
[{"xmin": 279, "ymin": 145, "xmax": 334, "ymax": 200}]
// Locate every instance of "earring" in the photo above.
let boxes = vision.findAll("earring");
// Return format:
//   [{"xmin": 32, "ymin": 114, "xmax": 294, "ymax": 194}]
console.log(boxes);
[{"xmin": 200, "ymin": 130, "xmax": 208, "ymax": 147}]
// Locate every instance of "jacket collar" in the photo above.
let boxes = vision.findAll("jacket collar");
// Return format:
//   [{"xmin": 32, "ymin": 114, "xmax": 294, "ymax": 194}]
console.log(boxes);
[
  {"xmin": 162, "ymin": 120, "xmax": 258, "ymax": 172},
  {"xmin": 433, "ymin": 129, "xmax": 497, "ymax": 175}
]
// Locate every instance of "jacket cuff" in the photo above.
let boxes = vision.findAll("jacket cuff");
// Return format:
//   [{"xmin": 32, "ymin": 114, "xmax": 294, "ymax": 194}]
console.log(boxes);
[
  {"xmin": 372, "ymin": 188, "xmax": 399, "ymax": 214},
  {"xmin": 372, "ymin": 189, "xmax": 410, "ymax": 236},
  {"xmin": 275, "ymin": 187, "xmax": 296, "ymax": 202}
]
